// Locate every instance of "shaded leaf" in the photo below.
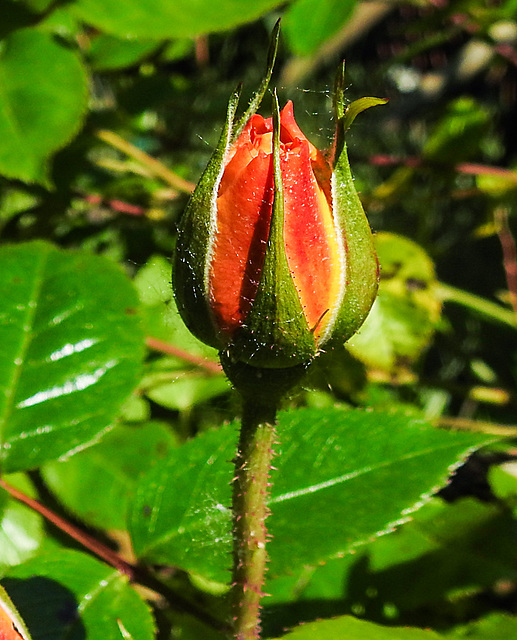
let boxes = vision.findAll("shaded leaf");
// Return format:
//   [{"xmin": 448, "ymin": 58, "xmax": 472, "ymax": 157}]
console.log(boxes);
[
  {"xmin": 266, "ymin": 497, "xmax": 517, "ymax": 626},
  {"xmin": 2, "ymin": 550, "xmax": 155, "ymax": 640}
]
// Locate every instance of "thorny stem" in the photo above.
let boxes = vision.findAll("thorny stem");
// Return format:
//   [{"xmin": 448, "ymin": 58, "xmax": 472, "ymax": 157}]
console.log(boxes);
[
  {"xmin": 0, "ymin": 479, "xmax": 231, "ymax": 636},
  {"xmin": 231, "ymin": 399, "xmax": 278, "ymax": 640}
]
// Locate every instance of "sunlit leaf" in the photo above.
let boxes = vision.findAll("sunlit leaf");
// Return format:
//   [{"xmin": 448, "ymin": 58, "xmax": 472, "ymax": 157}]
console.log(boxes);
[
  {"xmin": 0, "ymin": 241, "xmax": 145, "ymax": 473},
  {"xmin": 129, "ymin": 407, "xmax": 495, "ymax": 584}
]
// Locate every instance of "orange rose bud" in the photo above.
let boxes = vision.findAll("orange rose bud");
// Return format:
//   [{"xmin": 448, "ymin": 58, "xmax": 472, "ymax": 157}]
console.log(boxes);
[{"xmin": 173, "ymin": 63, "xmax": 386, "ymax": 368}]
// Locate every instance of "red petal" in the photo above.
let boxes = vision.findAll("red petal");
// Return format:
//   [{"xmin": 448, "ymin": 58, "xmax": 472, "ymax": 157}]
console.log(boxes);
[{"xmin": 210, "ymin": 147, "xmax": 274, "ymax": 334}]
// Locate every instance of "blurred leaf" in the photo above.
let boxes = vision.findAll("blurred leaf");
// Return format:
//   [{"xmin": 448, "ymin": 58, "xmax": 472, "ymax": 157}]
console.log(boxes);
[
  {"xmin": 489, "ymin": 461, "xmax": 517, "ymax": 513},
  {"xmin": 143, "ymin": 357, "xmax": 228, "ymax": 411},
  {"xmin": 129, "ymin": 407, "xmax": 495, "ymax": 584},
  {"xmin": 446, "ymin": 613, "xmax": 517, "ymax": 639},
  {"xmin": 423, "ymin": 97, "xmax": 491, "ymax": 165},
  {"xmin": 273, "ymin": 614, "xmax": 442, "ymax": 639},
  {"xmin": 135, "ymin": 256, "xmax": 227, "ymax": 410},
  {"xmin": 0, "ymin": 28, "xmax": 88, "ymax": 185},
  {"xmin": 347, "ymin": 233, "xmax": 442, "ymax": 378},
  {"xmin": 87, "ymin": 34, "xmax": 162, "ymax": 71},
  {"xmin": 0, "ymin": 475, "xmax": 44, "ymax": 573},
  {"xmin": 0, "ymin": 241, "xmax": 145, "ymax": 473},
  {"xmin": 2, "ymin": 550, "xmax": 155, "ymax": 640},
  {"xmin": 41, "ymin": 421, "xmax": 176, "ymax": 530},
  {"xmin": 284, "ymin": 0, "xmax": 356, "ymax": 56},
  {"xmin": 72, "ymin": 0, "xmax": 285, "ymax": 39},
  {"xmin": 135, "ymin": 255, "xmax": 216, "ymax": 356}
]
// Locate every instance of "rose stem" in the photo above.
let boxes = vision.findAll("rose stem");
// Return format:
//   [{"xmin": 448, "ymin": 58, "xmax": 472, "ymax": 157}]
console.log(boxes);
[{"xmin": 231, "ymin": 397, "xmax": 278, "ymax": 639}]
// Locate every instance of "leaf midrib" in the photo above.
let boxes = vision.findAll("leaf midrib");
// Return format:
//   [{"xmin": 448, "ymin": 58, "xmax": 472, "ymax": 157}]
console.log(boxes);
[{"xmin": 0, "ymin": 245, "xmax": 49, "ymax": 456}]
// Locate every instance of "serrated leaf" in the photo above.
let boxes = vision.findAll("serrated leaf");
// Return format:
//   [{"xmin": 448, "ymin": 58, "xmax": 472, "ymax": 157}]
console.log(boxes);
[
  {"xmin": 129, "ymin": 407, "xmax": 495, "ymax": 584},
  {"xmin": 72, "ymin": 0, "xmax": 285, "ymax": 39},
  {"xmin": 0, "ymin": 241, "xmax": 145, "ymax": 473},
  {"xmin": 2, "ymin": 550, "xmax": 155, "ymax": 640},
  {"xmin": 41, "ymin": 421, "xmax": 176, "ymax": 530},
  {"xmin": 273, "ymin": 614, "xmax": 442, "ymax": 640},
  {"xmin": 0, "ymin": 28, "xmax": 88, "ymax": 185},
  {"xmin": 267, "ymin": 497, "xmax": 517, "ymax": 623}
]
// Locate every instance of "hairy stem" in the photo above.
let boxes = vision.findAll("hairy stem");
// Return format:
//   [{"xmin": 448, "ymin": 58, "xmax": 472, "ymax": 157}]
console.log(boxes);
[{"xmin": 231, "ymin": 399, "xmax": 278, "ymax": 639}]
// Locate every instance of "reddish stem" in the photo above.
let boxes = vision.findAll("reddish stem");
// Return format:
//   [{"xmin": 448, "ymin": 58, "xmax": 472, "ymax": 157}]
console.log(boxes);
[
  {"xmin": 495, "ymin": 207, "xmax": 517, "ymax": 316},
  {"xmin": 145, "ymin": 336, "xmax": 222, "ymax": 374},
  {"xmin": 0, "ymin": 479, "xmax": 134, "ymax": 577}
]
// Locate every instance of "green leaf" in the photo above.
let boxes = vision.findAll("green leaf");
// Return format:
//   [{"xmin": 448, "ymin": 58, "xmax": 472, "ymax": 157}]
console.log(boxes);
[
  {"xmin": 269, "ymin": 497, "xmax": 517, "ymax": 620},
  {"xmin": 0, "ymin": 475, "xmax": 45, "ymax": 572},
  {"xmin": 2, "ymin": 550, "xmax": 155, "ymax": 640},
  {"xmin": 41, "ymin": 421, "xmax": 176, "ymax": 530},
  {"xmin": 273, "ymin": 614, "xmax": 442, "ymax": 639},
  {"xmin": 347, "ymin": 233, "xmax": 442, "ymax": 377},
  {"xmin": 0, "ymin": 582, "xmax": 32, "ymax": 640},
  {"xmin": 129, "ymin": 407, "xmax": 495, "ymax": 584},
  {"xmin": 446, "ymin": 613, "xmax": 517, "ymax": 639},
  {"xmin": 0, "ymin": 28, "xmax": 88, "ymax": 185},
  {"xmin": 87, "ymin": 34, "xmax": 162, "ymax": 71},
  {"xmin": 0, "ymin": 241, "xmax": 145, "ymax": 473},
  {"xmin": 71, "ymin": 0, "xmax": 285, "ymax": 39},
  {"xmin": 284, "ymin": 0, "xmax": 357, "ymax": 56}
]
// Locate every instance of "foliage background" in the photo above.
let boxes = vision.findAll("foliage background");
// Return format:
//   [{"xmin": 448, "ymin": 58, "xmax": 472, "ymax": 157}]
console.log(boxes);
[{"xmin": 1, "ymin": 0, "xmax": 517, "ymax": 639}]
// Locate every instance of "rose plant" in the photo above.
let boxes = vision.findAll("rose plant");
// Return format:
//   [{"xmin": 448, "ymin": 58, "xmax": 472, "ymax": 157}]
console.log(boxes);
[{"xmin": 173, "ymin": 24, "xmax": 386, "ymax": 639}]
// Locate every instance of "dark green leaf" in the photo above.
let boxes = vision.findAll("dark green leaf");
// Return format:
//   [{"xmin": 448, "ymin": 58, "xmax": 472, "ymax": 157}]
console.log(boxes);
[
  {"xmin": 267, "ymin": 497, "xmax": 517, "ymax": 620},
  {"xmin": 0, "ymin": 241, "xmax": 145, "ymax": 473}
]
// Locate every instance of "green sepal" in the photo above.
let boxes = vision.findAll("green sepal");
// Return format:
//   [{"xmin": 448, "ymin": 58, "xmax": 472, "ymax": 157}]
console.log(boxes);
[
  {"xmin": 231, "ymin": 92, "xmax": 317, "ymax": 368},
  {"xmin": 328, "ymin": 63, "xmax": 385, "ymax": 345},
  {"xmin": 173, "ymin": 87, "xmax": 241, "ymax": 349},
  {"xmin": 231, "ymin": 18, "xmax": 280, "ymax": 143}
]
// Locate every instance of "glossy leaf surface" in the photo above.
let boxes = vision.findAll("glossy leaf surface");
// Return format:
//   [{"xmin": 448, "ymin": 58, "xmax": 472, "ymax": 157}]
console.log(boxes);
[
  {"xmin": 129, "ymin": 407, "xmax": 494, "ymax": 584},
  {"xmin": 0, "ymin": 241, "xmax": 145, "ymax": 473}
]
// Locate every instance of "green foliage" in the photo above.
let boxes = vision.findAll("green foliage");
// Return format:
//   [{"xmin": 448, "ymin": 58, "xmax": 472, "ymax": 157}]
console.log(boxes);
[{"xmin": 0, "ymin": 1, "xmax": 516, "ymax": 639}]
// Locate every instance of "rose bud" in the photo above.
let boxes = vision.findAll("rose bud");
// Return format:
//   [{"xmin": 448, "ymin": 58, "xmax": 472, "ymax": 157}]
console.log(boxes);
[{"xmin": 173, "ymin": 63, "xmax": 386, "ymax": 369}]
